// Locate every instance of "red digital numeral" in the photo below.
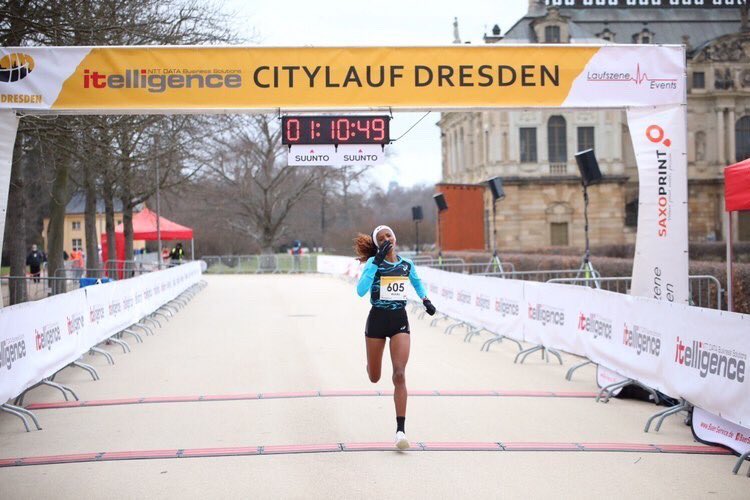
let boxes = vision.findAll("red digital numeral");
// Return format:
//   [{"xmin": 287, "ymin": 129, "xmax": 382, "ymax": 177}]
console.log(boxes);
[
  {"xmin": 286, "ymin": 119, "xmax": 300, "ymax": 142},
  {"xmin": 355, "ymin": 120, "xmax": 371, "ymax": 140},
  {"xmin": 372, "ymin": 119, "xmax": 385, "ymax": 142},
  {"xmin": 336, "ymin": 118, "xmax": 350, "ymax": 142}
]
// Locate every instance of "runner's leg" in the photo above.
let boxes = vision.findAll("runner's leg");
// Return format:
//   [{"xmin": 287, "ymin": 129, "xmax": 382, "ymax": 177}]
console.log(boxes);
[
  {"xmin": 365, "ymin": 337, "xmax": 386, "ymax": 383},
  {"xmin": 389, "ymin": 333, "xmax": 410, "ymax": 417}
]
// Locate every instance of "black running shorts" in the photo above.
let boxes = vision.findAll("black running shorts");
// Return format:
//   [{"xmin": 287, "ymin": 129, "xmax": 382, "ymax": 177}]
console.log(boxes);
[{"xmin": 365, "ymin": 307, "xmax": 410, "ymax": 339}]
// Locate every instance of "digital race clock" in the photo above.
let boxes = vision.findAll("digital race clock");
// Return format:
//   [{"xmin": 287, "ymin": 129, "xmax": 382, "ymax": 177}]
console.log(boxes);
[{"xmin": 282, "ymin": 115, "xmax": 390, "ymax": 145}]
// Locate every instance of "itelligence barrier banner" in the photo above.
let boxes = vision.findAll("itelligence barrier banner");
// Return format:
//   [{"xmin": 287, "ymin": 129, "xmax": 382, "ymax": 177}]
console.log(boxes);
[
  {"xmin": 323, "ymin": 260, "xmax": 749, "ymax": 430},
  {"xmin": 0, "ymin": 45, "xmax": 684, "ymax": 111},
  {"xmin": 0, "ymin": 262, "xmax": 202, "ymax": 404}
]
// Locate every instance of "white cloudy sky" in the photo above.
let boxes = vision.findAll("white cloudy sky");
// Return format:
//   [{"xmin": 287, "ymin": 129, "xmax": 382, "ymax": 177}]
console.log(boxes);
[{"xmin": 222, "ymin": 0, "xmax": 529, "ymax": 188}]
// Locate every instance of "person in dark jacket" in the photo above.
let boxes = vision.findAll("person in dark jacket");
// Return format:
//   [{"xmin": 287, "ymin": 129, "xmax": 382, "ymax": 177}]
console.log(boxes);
[
  {"xmin": 169, "ymin": 243, "xmax": 185, "ymax": 266},
  {"xmin": 26, "ymin": 244, "xmax": 44, "ymax": 282}
]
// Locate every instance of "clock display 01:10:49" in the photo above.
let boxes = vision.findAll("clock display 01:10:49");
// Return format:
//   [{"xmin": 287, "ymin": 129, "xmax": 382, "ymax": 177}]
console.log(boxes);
[{"xmin": 282, "ymin": 116, "xmax": 390, "ymax": 145}]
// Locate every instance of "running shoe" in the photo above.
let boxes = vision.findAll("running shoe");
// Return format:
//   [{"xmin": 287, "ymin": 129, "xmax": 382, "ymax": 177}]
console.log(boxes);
[{"xmin": 395, "ymin": 431, "xmax": 410, "ymax": 450}]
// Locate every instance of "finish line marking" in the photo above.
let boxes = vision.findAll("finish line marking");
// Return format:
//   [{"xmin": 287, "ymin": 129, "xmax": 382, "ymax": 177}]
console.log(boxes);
[
  {"xmin": 0, "ymin": 442, "xmax": 732, "ymax": 468},
  {"xmin": 24, "ymin": 390, "xmax": 600, "ymax": 411}
]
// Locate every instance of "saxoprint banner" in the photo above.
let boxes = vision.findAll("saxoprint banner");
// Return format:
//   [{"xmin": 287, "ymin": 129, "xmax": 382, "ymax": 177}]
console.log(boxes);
[
  {"xmin": 627, "ymin": 105, "xmax": 689, "ymax": 304},
  {"xmin": 0, "ymin": 45, "xmax": 683, "ymax": 111},
  {"xmin": 0, "ymin": 262, "xmax": 202, "ymax": 404}
]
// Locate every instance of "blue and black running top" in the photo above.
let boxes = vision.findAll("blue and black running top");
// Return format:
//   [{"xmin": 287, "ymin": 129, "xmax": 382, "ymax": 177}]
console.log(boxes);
[{"xmin": 356, "ymin": 255, "xmax": 427, "ymax": 310}]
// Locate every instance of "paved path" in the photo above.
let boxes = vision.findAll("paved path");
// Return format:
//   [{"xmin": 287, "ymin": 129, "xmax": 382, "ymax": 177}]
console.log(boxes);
[{"xmin": 0, "ymin": 274, "xmax": 745, "ymax": 498}]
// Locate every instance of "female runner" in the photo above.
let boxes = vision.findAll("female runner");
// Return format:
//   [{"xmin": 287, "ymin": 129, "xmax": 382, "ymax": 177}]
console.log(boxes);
[{"xmin": 354, "ymin": 225, "xmax": 436, "ymax": 450}]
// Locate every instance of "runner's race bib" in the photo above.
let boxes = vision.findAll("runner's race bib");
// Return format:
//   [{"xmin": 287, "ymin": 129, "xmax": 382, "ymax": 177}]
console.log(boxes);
[{"xmin": 380, "ymin": 276, "xmax": 408, "ymax": 301}]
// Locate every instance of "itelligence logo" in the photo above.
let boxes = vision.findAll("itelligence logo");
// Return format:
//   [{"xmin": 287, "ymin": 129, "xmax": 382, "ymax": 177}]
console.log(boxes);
[
  {"xmin": 82, "ymin": 69, "xmax": 241, "ymax": 93},
  {"xmin": 577, "ymin": 312, "xmax": 612, "ymax": 340},
  {"xmin": 0, "ymin": 336, "xmax": 27, "ymax": 370},
  {"xmin": 35, "ymin": 323, "xmax": 62, "ymax": 352},
  {"xmin": 528, "ymin": 303, "xmax": 565, "ymax": 327},
  {"xmin": 675, "ymin": 336, "xmax": 746, "ymax": 383},
  {"xmin": 495, "ymin": 298, "xmax": 520, "ymax": 318},
  {"xmin": 622, "ymin": 323, "xmax": 661, "ymax": 357}
]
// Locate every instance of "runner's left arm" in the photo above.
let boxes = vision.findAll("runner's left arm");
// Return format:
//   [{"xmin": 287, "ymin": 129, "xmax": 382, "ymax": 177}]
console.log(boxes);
[{"xmin": 408, "ymin": 262, "xmax": 427, "ymax": 299}]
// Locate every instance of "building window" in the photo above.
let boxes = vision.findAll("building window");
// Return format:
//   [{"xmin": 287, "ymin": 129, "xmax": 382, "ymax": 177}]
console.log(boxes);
[
  {"xmin": 692, "ymin": 72, "xmax": 705, "ymax": 89},
  {"xmin": 548, "ymin": 115, "xmax": 567, "ymax": 164},
  {"xmin": 550, "ymin": 222, "xmax": 569, "ymax": 246},
  {"xmin": 633, "ymin": 28, "xmax": 654, "ymax": 45},
  {"xmin": 72, "ymin": 238, "xmax": 82, "ymax": 250},
  {"xmin": 695, "ymin": 131, "xmax": 706, "ymax": 162},
  {"xmin": 737, "ymin": 116, "xmax": 750, "ymax": 162},
  {"xmin": 545, "ymin": 25, "xmax": 560, "ymax": 43},
  {"xmin": 577, "ymin": 126, "xmax": 595, "ymax": 154},
  {"xmin": 597, "ymin": 27, "xmax": 615, "ymax": 42},
  {"xmin": 520, "ymin": 128, "xmax": 537, "ymax": 163},
  {"xmin": 72, "ymin": 221, "xmax": 81, "ymax": 231},
  {"xmin": 625, "ymin": 199, "xmax": 638, "ymax": 228}
]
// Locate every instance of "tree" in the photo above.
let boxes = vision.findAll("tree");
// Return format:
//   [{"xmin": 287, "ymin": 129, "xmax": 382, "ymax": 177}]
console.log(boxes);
[{"xmin": 205, "ymin": 115, "xmax": 324, "ymax": 253}]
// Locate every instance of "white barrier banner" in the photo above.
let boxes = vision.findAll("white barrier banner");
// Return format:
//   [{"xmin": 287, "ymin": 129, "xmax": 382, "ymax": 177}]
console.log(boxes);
[
  {"xmin": 627, "ymin": 104, "xmax": 689, "ymax": 304},
  {"xmin": 317, "ymin": 255, "xmax": 359, "ymax": 276},
  {"xmin": 0, "ymin": 289, "xmax": 88, "ymax": 404},
  {"xmin": 692, "ymin": 407, "xmax": 750, "ymax": 456},
  {"xmin": 417, "ymin": 267, "xmax": 525, "ymax": 342},
  {"xmin": 0, "ymin": 262, "xmax": 202, "ymax": 404}
]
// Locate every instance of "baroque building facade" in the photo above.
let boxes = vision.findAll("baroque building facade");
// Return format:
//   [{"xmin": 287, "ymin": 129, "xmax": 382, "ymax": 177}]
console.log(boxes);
[{"xmin": 439, "ymin": 0, "xmax": 750, "ymax": 251}]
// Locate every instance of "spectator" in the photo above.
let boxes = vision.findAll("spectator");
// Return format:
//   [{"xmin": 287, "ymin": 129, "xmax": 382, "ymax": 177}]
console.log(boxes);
[
  {"xmin": 26, "ymin": 244, "xmax": 44, "ymax": 282},
  {"xmin": 169, "ymin": 242, "xmax": 184, "ymax": 266},
  {"xmin": 292, "ymin": 240, "xmax": 303, "ymax": 271},
  {"xmin": 70, "ymin": 248, "xmax": 85, "ymax": 278}
]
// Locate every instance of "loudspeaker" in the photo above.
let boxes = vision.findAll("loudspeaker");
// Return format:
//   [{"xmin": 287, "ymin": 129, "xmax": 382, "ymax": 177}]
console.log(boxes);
[
  {"xmin": 433, "ymin": 193, "xmax": 448, "ymax": 211},
  {"xmin": 575, "ymin": 149, "xmax": 602, "ymax": 186},
  {"xmin": 487, "ymin": 177, "xmax": 505, "ymax": 201},
  {"xmin": 411, "ymin": 206, "xmax": 423, "ymax": 221}
]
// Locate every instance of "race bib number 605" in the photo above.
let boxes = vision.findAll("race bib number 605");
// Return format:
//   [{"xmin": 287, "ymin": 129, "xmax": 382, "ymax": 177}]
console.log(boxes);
[{"xmin": 380, "ymin": 276, "xmax": 408, "ymax": 301}]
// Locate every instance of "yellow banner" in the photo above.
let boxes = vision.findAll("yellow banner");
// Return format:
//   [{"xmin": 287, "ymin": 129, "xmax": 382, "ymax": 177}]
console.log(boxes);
[{"xmin": 50, "ymin": 46, "xmax": 599, "ymax": 110}]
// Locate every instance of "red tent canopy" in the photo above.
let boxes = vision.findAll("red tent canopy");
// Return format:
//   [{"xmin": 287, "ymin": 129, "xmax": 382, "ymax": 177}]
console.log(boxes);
[
  {"xmin": 101, "ymin": 207, "xmax": 193, "ymax": 265},
  {"xmin": 725, "ymin": 158, "xmax": 750, "ymax": 212}
]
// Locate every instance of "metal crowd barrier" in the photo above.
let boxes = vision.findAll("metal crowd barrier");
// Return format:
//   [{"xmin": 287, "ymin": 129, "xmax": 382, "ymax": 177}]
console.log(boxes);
[
  {"xmin": 426, "ymin": 258, "xmax": 517, "ymax": 275},
  {"xmin": 202, "ymin": 254, "xmax": 317, "ymax": 274},
  {"xmin": 1, "ymin": 276, "xmax": 81, "ymax": 305},
  {"xmin": 480, "ymin": 268, "xmax": 596, "ymax": 282},
  {"xmin": 546, "ymin": 275, "xmax": 723, "ymax": 310},
  {"xmin": 3, "ymin": 277, "xmax": 209, "ymax": 432}
]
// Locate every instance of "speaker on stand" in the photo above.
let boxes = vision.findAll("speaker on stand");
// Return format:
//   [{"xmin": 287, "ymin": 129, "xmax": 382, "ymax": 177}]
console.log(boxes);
[
  {"xmin": 433, "ymin": 193, "xmax": 448, "ymax": 263},
  {"xmin": 412, "ymin": 205, "xmax": 423, "ymax": 254},
  {"xmin": 574, "ymin": 149, "xmax": 603, "ymax": 287},
  {"xmin": 486, "ymin": 177, "xmax": 506, "ymax": 274}
]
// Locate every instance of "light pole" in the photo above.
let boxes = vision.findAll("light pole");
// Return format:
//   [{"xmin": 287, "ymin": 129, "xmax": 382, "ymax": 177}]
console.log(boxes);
[{"xmin": 155, "ymin": 136, "xmax": 162, "ymax": 269}]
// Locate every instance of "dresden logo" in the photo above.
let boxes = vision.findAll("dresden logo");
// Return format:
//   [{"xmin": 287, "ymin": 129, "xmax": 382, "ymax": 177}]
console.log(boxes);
[{"xmin": 0, "ymin": 53, "xmax": 35, "ymax": 83}]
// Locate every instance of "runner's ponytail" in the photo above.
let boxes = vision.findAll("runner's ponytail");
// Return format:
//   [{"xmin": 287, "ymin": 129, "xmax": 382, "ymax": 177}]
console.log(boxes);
[{"xmin": 353, "ymin": 233, "xmax": 378, "ymax": 263}]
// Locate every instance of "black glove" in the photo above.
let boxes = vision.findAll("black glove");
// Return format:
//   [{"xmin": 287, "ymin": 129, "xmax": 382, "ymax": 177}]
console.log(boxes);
[
  {"xmin": 373, "ymin": 240, "xmax": 393, "ymax": 266},
  {"xmin": 423, "ymin": 298, "xmax": 436, "ymax": 316}
]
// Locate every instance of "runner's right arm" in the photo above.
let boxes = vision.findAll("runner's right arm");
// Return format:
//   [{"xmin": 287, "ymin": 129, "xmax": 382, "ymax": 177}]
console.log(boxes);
[{"xmin": 356, "ymin": 257, "xmax": 377, "ymax": 297}]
